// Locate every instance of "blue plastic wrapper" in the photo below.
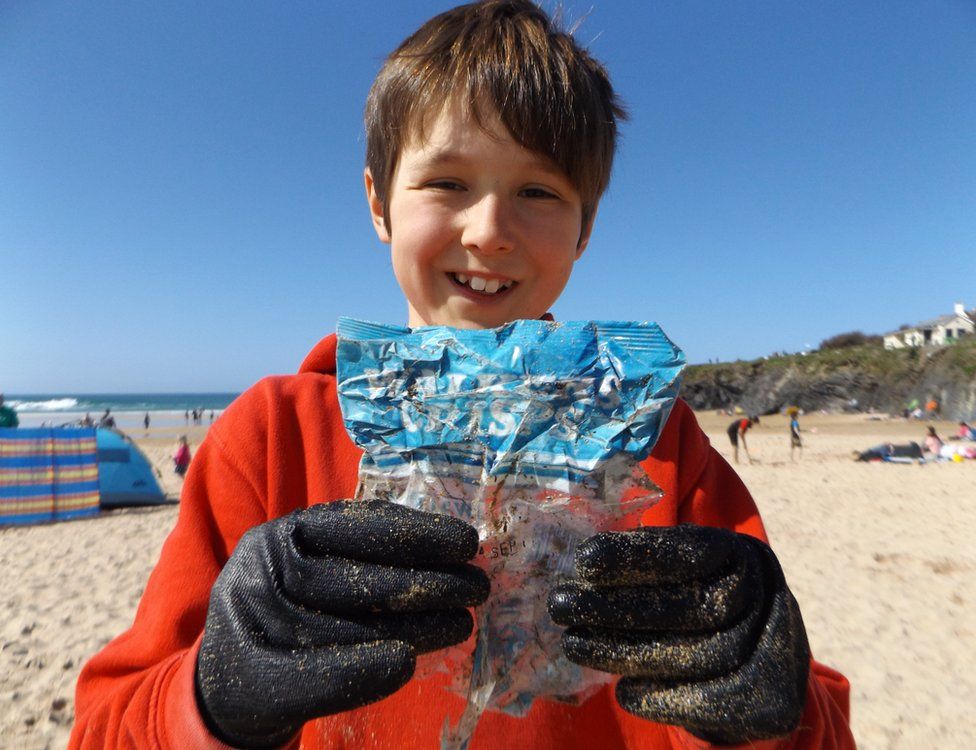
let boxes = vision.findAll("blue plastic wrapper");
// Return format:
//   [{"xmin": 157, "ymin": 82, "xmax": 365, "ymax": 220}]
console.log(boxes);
[{"xmin": 336, "ymin": 317, "xmax": 685, "ymax": 748}]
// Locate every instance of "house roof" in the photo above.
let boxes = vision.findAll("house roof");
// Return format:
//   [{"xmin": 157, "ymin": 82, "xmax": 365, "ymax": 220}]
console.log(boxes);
[
  {"xmin": 916, "ymin": 312, "xmax": 974, "ymax": 328},
  {"xmin": 885, "ymin": 311, "xmax": 974, "ymax": 336}
]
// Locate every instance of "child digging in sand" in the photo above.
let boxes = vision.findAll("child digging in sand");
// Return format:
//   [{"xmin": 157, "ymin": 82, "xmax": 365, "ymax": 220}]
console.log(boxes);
[
  {"xmin": 70, "ymin": 3, "xmax": 854, "ymax": 748},
  {"xmin": 726, "ymin": 414, "xmax": 759, "ymax": 464}
]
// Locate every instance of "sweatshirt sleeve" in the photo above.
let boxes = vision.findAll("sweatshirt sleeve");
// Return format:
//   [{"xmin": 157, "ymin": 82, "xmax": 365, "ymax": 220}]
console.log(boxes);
[
  {"xmin": 69, "ymin": 415, "xmax": 271, "ymax": 749},
  {"xmin": 643, "ymin": 401, "xmax": 856, "ymax": 750}
]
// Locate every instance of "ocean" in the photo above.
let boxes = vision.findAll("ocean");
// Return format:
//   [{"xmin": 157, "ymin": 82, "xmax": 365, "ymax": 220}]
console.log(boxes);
[{"xmin": 5, "ymin": 393, "xmax": 241, "ymax": 430}]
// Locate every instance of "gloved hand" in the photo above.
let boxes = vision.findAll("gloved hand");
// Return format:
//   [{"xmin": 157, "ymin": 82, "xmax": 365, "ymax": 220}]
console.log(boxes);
[
  {"xmin": 548, "ymin": 524, "xmax": 809, "ymax": 745},
  {"xmin": 195, "ymin": 500, "xmax": 490, "ymax": 749}
]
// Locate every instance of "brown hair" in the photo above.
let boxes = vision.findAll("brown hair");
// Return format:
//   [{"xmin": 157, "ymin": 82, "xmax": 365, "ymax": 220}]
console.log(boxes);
[{"xmin": 365, "ymin": 0, "xmax": 626, "ymax": 232}]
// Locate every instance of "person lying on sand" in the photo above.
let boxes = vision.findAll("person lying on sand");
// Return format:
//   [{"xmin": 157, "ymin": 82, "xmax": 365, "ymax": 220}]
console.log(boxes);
[{"xmin": 853, "ymin": 442, "xmax": 922, "ymax": 462}]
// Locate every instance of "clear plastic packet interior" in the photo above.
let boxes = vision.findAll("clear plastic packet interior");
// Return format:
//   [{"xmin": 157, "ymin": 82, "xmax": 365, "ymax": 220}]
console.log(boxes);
[{"xmin": 336, "ymin": 318, "xmax": 686, "ymax": 749}]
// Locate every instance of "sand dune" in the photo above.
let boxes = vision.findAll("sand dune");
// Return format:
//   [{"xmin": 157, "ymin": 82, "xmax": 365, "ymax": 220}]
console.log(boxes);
[{"xmin": 1, "ymin": 415, "xmax": 973, "ymax": 749}]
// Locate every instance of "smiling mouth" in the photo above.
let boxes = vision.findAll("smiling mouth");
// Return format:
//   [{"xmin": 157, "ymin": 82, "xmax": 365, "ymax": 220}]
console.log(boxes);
[{"xmin": 449, "ymin": 272, "xmax": 516, "ymax": 296}]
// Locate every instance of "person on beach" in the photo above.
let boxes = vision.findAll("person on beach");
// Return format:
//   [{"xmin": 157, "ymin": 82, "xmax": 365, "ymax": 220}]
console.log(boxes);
[
  {"xmin": 726, "ymin": 415, "xmax": 758, "ymax": 464},
  {"xmin": 853, "ymin": 441, "xmax": 922, "ymax": 462},
  {"xmin": 790, "ymin": 412, "xmax": 803, "ymax": 461},
  {"xmin": 853, "ymin": 442, "xmax": 893, "ymax": 462},
  {"xmin": 173, "ymin": 435, "xmax": 192, "ymax": 477},
  {"xmin": 923, "ymin": 426, "xmax": 943, "ymax": 457},
  {"xmin": 144, "ymin": 412, "xmax": 151, "ymax": 432},
  {"xmin": 97, "ymin": 408, "xmax": 115, "ymax": 429},
  {"xmin": 0, "ymin": 394, "xmax": 19, "ymax": 428},
  {"xmin": 70, "ymin": 4, "xmax": 854, "ymax": 749}
]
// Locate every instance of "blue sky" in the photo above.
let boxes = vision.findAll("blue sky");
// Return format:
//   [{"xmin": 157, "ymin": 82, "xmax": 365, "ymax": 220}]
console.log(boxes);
[{"xmin": 2, "ymin": 1, "xmax": 974, "ymax": 392}]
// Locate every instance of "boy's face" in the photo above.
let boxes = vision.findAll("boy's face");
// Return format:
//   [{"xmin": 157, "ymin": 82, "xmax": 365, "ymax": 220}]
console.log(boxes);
[{"xmin": 365, "ymin": 102, "xmax": 593, "ymax": 329}]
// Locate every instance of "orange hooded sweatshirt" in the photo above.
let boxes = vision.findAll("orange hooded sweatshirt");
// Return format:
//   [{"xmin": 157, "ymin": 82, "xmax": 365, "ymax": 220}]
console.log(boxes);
[{"xmin": 70, "ymin": 335, "xmax": 854, "ymax": 750}]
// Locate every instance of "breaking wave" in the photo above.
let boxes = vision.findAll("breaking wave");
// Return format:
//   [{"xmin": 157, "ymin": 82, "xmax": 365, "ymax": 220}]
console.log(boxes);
[{"xmin": 9, "ymin": 398, "xmax": 80, "ymax": 412}]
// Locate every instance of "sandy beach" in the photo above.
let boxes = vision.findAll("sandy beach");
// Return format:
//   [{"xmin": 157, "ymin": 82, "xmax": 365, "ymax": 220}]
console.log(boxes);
[{"xmin": 1, "ymin": 414, "xmax": 974, "ymax": 749}]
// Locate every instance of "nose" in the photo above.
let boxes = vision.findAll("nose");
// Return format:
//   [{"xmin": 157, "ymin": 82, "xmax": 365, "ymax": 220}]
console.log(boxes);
[{"xmin": 460, "ymin": 194, "xmax": 515, "ymax": 255}]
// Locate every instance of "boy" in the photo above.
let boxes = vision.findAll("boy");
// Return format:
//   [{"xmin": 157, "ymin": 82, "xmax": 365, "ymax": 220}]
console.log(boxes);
[
  {"xmin": 726, "ymin": 415, "xmax": 758, "ymax": 464},
  {"xmin": 790, "ymin": 413, "xmax": 803, "ymax": 461},
  {"xmin": 70, "ymin": 2, "xmax": 854, "ymax": 748}
]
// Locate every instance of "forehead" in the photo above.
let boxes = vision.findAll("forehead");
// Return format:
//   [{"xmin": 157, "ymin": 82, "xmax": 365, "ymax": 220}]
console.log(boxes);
[{"xmin": 399, "ymin": 99, "xmax": 564, "ymax": 176}]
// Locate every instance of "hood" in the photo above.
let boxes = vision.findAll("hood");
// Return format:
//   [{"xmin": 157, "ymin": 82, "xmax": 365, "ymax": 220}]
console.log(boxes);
[{"xmin": 298, "ymin": 334, "xmax": 338, "ymax": 375}]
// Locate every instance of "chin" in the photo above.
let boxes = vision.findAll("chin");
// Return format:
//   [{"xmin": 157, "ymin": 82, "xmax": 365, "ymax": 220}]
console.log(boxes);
[
  {"xmin": 414, "ymin": 300, "xmax": 544, "ymax": 330},
  {"xmin": 442, "ymin": 316, "xmax": 504, "ymax": 330}
]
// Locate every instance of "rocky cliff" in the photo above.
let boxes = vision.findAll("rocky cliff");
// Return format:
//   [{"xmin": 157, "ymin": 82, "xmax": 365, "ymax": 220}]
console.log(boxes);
[{"xmin": 680, "ymin": 339, "xmax": 976, "ymax": 421}]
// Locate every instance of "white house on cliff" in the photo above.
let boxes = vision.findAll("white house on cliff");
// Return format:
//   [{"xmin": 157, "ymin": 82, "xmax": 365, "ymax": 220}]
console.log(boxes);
[{"xmin": 883, "ymin": 303, "xmax": 974, "ymax": 350}]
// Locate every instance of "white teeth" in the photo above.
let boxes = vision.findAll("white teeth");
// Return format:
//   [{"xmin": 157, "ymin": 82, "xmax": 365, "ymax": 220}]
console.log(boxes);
[{"xmin": 452, "ymin": 272, "xmax": 514, "ymax": 293}]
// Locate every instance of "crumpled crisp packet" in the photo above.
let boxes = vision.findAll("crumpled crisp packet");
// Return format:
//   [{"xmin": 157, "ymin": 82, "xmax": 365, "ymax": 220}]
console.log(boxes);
[{"xmin": 336, "ymin": 317, "xmax": 685, "ymax": 749}]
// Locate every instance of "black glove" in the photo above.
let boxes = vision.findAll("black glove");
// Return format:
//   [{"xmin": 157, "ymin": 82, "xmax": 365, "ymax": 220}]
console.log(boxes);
[
  {"xmin": 548, "ymin": 524, "xmax": 809, "ymax": 745},
  {"xmin": 195, "ymin": 500, "xmax": 490, "ymax": 749}
]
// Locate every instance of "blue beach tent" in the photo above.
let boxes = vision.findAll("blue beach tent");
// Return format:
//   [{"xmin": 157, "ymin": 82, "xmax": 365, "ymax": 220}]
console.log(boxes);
[{"xmin": 95, "ymin": 429, "xmax": 167, "ymax": 508}]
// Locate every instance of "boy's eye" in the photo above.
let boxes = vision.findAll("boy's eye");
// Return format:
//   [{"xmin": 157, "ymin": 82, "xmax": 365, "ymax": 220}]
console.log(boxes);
[
  {"xmin": 426, "ymin": 180, "xmax": 465, "ymax": 191},
  {"xmin": 520, "ymin": 187, "xmax": 559, "ymax": 199}
]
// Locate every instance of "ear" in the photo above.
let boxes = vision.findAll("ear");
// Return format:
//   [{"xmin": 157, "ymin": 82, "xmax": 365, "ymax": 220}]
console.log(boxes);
[
  {"xmin": 575, "ymin": 204, "xmax": 599, "ymax": 260},
  {"xmin": 364, "ymin": 168, "xmax": 391, "ymax": 244}
]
